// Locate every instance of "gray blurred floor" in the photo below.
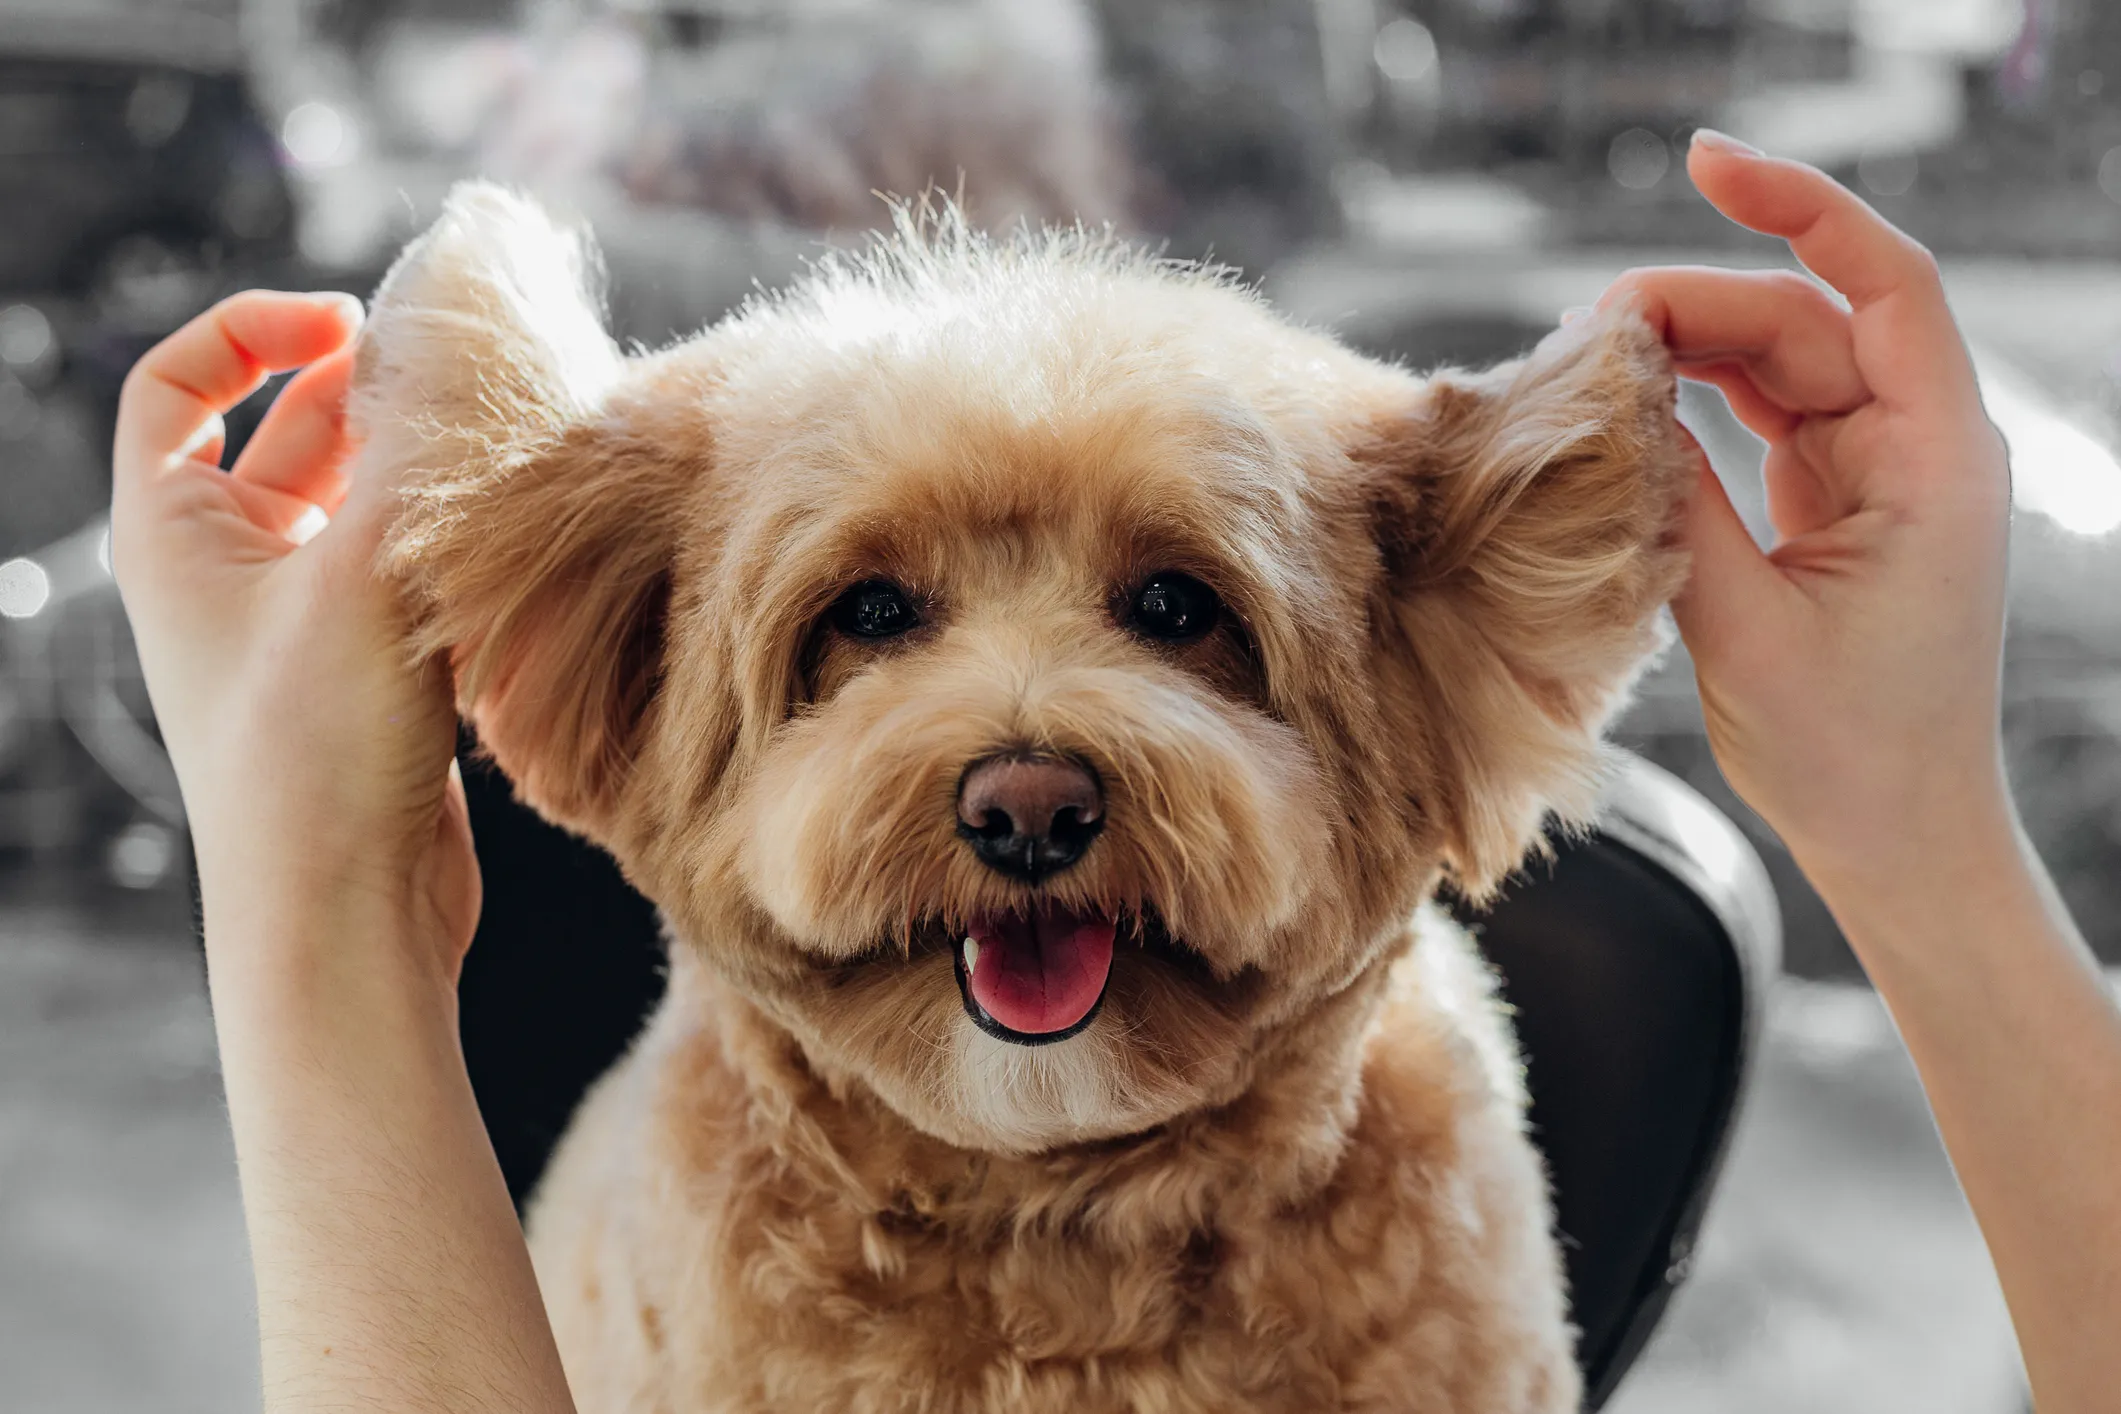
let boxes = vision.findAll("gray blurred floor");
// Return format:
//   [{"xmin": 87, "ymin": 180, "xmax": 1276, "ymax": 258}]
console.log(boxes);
[
  {"xmin": 0, "ymin": 895, "xmax": 255, "ymax": 1414},
  {"xmin": 0, "ymin": 892, "xmax": 2023, "ymax": 1413}
]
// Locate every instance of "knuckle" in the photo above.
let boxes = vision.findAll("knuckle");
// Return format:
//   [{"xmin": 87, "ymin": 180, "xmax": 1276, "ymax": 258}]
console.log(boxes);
[
  {"xmin": 1760, "ymin": 269, "xmax": 1820, "ymax": 301},
  {"xmin": 211, "ymin": 288, "xmax": 262, "ymax": 321},
  {"xmin": 1898, "ymin": 237, "xmax": 1943, "ymax": 285},
  {"xmin": 1757, "ymin": 270, "xmax": 1828, "ymax": 314}
]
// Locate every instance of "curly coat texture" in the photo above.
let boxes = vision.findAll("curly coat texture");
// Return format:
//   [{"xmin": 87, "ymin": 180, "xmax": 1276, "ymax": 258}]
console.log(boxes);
[{"xmin": 351, "ymin": 183, "xmax": 1693, "ymax": 1413}]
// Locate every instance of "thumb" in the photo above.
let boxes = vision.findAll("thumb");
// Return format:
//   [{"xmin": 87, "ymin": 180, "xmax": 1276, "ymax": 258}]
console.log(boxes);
[{"xmin": 1670, "ymin": 451, "xmax": 1782, "ymax": 672}]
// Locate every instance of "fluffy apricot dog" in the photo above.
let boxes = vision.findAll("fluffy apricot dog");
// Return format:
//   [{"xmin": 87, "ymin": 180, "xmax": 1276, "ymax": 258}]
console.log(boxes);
[{"xmin": 350, "ymin": 184, "xmax": 1691, "ymax": 1413}]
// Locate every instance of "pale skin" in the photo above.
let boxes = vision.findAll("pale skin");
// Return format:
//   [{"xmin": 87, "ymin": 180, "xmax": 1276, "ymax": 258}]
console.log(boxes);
[
  {"xmin": 111, "ymin": 301, "xmax": 568, "ymax": 1412},
  {"xmin": 111, "ymin": 133, "xmax": 2120, "ymax": 1411}
]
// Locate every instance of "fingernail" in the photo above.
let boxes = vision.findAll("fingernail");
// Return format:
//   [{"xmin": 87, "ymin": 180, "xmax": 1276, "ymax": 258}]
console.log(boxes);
[
  {"xmin": 286, "ymin": 504, "xmax": 331, "ymax": 547},
  {"xmin": 1691, "ymin": 127, "xmax": 1761, "ymax": 157},
  {"xmin": 174, "ymin": 411, "xmax": 226, "ymax": 466},
  {"xmin": 316, "ymin": 291, "xmax": 366, "ymax": 328}
]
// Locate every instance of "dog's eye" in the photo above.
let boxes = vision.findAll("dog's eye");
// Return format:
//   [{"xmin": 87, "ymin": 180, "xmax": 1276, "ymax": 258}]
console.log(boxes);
[
  {"xmin": 1126, "ymin": 572, "xmax": 1220, "ymax": 643},
  {"xmin": 829, "ymin": 579, "xmax": 920, "ymax": 639}
]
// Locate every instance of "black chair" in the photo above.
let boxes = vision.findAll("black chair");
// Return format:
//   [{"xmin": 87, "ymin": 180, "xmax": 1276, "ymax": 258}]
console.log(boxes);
[
  {"xmin": 456, "ymin": 750, "xmax": 1776, "ymax": 1409},
  {"xmin": 1453, "ymin": 755, "xmax": 1779, "ymax": 1407}
]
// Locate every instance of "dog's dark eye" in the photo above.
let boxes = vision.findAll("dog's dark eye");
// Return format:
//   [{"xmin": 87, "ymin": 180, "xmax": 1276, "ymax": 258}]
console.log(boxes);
[
  {"xmin": 1126, "ymin": 572, "xmax": 1220, "ymax": 643},
  {"xmin": 829, "ymin": 579, "xmax": 920, "ymax": 639}
]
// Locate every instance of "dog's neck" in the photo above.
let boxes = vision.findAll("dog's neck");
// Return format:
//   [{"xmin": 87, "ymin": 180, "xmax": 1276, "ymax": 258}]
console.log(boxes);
[{"xmin": 663, "ymin": 945, "xmax": 1401, "ymax": 1242}]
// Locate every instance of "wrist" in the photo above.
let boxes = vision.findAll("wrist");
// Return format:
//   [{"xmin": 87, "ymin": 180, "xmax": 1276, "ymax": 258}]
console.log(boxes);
[
  {"xmin": 1777, "ymin": 738, "xmax": 2017, "ymax": 907},
  {"xmin": 198, "ymin": 859, "xmax": 462, "ymax": 1009},
  {"xmin": 1796, "ymin": 788, "xmax": 2036, "ymax": 971},
  {"xmin": 187, "ymin": 789, "xmax": 430, "ymax": 895}
]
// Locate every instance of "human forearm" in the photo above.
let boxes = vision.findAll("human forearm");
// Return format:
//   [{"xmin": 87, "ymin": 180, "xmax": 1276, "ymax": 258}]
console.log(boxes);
[
  {"xmin": 113, "ymin": 292, "xmax": 573, "ymax": 1410},
  {"xmin": 1615, "ymin": 137, "xmax": 2121, "ymax": 1405},
  {"xmin": 1808, "ymin": 810, "xmax": 2121, "ymax": 1414},
  {"xmin": 205, "ymin": 885, "xmax": 575, "ymax": 1414}
]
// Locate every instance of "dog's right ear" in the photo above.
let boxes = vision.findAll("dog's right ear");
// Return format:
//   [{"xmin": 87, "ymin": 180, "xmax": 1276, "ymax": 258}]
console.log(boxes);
[
  {"xmin": 351, "ymin": 182, "xmax": 684, "ymax": 835},
  {"xmin": 1352, "ymin": 307, "xmax": 1691, "ymax": 900}
]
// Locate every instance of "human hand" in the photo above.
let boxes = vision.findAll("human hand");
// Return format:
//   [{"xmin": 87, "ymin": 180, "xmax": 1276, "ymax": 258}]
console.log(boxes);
[
  {"xmin": 111, "ymin": 290, "xmax": 479, "ymax": 986},
  {"xmin": 1603, "ymin": 133, "xmax": 2015, "ymax": 906}
]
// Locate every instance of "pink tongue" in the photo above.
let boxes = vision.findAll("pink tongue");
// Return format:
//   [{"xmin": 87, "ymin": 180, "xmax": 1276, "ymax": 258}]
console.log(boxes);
[{"xmin": 965, "ymin": 908, "xmax": 1116, "ymax": 1036}]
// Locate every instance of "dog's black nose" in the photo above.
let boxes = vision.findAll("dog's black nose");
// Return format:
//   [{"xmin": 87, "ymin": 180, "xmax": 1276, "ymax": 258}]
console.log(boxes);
[{"xmin": 956, "ymin": 754, "xmax": 1104, "ymax": 882}]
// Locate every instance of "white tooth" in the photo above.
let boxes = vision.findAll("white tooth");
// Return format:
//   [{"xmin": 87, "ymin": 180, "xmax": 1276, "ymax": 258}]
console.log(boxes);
[{"xmin": 963, "ymin": 937, "xmax": 980, "ymax": 973}]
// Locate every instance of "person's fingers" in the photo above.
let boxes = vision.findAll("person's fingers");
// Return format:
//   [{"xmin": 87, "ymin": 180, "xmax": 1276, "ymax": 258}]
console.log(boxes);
[
  {"xmin": 1605, "ymin": 265, "xmax": 1867, "ymax": 417},
  {"xmin": 1670, "ymin": 454, "xmax": 1783, "ymax": 670},
  {"xmin": 1760, "ymin": 440, "xmax": 1842, "ymax": 542},
  {"xmin": 1788, "ymin": 410, "xmax": 1862, "ymax": 494},
  {"xmin": 179, "ymin": 412, "xmax": 228, "ymax": 472},
  {"xmin": 1685, "ymin": 134, "xmax": 1933, "ymax": 309},
  {"xmin": 1671, "ymin": 359, "xmax": 1844, "ymax": 542},
  {"xmin": 219, "ymin": 473, "xmax": 332, "ymax": 545},
  {"xmin": 1677, "ymin": 360, "xmax": 1801, "ymax": 443},
  {"xmin": 152, "ymin": 459, "xmax": 330, "ymax": 548},
  {"xmin": 312, "ymin": 405, "xmax": 400, "ymax": 563},
  {"xmin": 1684, "ymin": 134, "xmax": 1976, "ymax": 408},
  {"xmin": 230, "ymin": 348, "xmax": 356, "ymax": 512},
  {"xmin": 114, "ymin": 291, "xmax": 362, "ymax": 496}
]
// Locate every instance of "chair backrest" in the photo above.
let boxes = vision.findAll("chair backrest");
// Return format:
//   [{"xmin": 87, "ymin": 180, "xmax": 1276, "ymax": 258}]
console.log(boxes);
[
  {"xmin": 456, "ymin": 751, "xmax": 666, "ymax": 1205},
  {"xmin": 1457, "ymin": 754, "xmax": 1779, "ymax": 1407},
  {"xmin": 456, "ymin": 750, "xmax": 1777, "ymax": 1408}
]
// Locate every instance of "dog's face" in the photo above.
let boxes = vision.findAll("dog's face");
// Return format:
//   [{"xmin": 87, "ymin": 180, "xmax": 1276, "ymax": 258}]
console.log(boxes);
[{"xmin": 357, "ymin": 188, "xmax": 1691, "ymax": 1153}]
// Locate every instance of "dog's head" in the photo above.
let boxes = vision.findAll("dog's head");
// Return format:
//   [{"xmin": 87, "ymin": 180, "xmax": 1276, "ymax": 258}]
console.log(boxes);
[{"xmin": 355, "ymin": 185, "xmax": 1691, "ymax": 1154}]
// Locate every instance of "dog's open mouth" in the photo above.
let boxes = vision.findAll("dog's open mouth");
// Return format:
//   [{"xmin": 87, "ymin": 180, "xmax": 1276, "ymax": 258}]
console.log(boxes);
[{"xmin": 951, "ymin": 904, "xmax": 1115, "ymax": 1045}]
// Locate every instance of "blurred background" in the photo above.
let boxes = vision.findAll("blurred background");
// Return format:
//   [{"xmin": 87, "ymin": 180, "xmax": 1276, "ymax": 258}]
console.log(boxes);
[{"xmin": 3, "ymin": 0, "xmax": 2118, "ymax": 1409}]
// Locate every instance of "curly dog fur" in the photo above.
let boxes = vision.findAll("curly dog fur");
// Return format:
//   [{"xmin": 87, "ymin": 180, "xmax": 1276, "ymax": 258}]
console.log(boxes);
[{"xmin": 351, "ymin": 184, "xmax": 1692, "ymax": 1412}]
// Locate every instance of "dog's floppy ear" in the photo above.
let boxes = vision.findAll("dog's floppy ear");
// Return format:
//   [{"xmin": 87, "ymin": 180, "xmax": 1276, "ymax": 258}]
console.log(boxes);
[
  {"xmin": 351, "ymin": 182, "xmax": 680, "ymax": 835},
  {"xmin": 1358, "ymin": 306, "xmax": 1693, "ymax": 898}
]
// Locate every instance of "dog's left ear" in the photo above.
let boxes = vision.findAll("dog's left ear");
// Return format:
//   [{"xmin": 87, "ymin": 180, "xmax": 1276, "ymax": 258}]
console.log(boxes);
[{"xmin": 1357, "ymin": 305, "xmax": 1694, "ymax": 898}]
